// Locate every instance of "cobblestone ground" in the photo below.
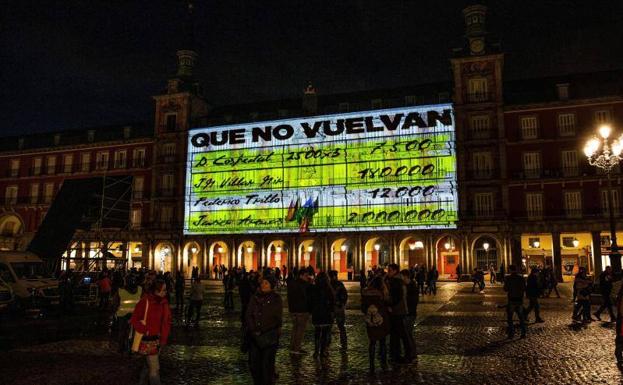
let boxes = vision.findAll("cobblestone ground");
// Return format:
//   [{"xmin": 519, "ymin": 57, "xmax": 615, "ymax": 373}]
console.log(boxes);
[{"xmin": 1, "ymin": 281, "xmax": 621, "ymax": 385}]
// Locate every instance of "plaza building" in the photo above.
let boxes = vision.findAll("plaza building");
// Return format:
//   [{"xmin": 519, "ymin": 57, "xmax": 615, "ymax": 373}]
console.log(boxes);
[{"xmin": 0, "ymin": 5, "xmax": 622, "ymax": 280}]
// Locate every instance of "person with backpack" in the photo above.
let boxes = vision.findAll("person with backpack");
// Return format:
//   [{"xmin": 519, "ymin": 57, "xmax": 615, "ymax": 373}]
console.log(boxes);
[
  {"xmin": 524, "ymin": 267, "xmax": 544, "ymax": 323},
  {"xmin": 308, "ymin": 272, "xmax": 335, "ymax": 359},
  {"xmin": 329, "ymin": 270, "xmax": 348, "ymax": 349},
  {"xmin": 361, "ymin": 276, "xmax": 390, "ymax": 373},
  {"xmin": 130, "ymin": 280, "xmax": 172, "ymax": 385}
]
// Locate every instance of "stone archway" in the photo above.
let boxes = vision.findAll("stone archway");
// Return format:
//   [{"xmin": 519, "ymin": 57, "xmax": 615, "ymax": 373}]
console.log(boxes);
[
  {"xmin": 329, "ymin": 238, "xmax": 351, "ymax": 277},
  {"xmin": 0, "ymin": 213, "xmax": 24, "ymax": 251},
  {"xmin": 398, "ymin": 236, "xmax": 426, "ymax": 270},
  {"xmin": 154, "ymin": 242, "xmax": 175, "ymax": 273},
  {"xmin": 471, "ymin": 235, "xmax": 501, "ymax": 272},
  {"xmin": 237, "ymin": 241, "xmax": 258, "ymax": 271},
  {"xmin": 208, "ymin": 241, "xmax": 229, "ymax": 278},
  {"xmin": 363, "ymin": 236, "xmax": 390, "ymax": 272},
  {"xmin": 297, "ymin": 239, "xmax": 318, "ymax": 271},
  {"xmin": 183, "ymin": 241, "xmax": 201, "ymax": 278},
  {"xmin": 435, "ymin": 234, "xmax": 461, "ymax": 278},
  {"xmin": 266, "ymin": 240, "xmax": 288, "ymax": 269}
]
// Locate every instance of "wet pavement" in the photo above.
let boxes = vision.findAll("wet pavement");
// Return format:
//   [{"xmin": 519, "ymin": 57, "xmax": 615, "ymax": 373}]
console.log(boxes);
[{"xmin": 1, "ymin": 280, "xmax": 621, "ymax": 385}]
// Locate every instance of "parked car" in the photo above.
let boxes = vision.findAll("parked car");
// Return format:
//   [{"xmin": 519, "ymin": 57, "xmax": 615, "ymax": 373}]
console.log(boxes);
[
  {"xmin": 0, "ymin": 251, "xmax": 59, "ymax": 308},
  {"xmin": 0, "ymin": 277, "xmax": 15, "ymax": 312}
]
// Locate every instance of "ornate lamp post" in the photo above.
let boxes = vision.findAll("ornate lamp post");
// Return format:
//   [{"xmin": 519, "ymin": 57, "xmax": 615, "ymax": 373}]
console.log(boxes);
[{"xmin": 584, "ymin": 124, "xmax": 623, "ymax": 272}]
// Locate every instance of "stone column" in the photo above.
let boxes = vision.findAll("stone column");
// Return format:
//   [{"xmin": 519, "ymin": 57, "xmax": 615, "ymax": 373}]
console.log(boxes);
[
  {"xmin": 510, "ymin": 233, "xmax": 522, "ymax": 269},
  {"xmin": 592, "ymin": 231, "xmax": 603, "ymax": 277},
  {"xmin": 552, "ymin": 231, "xmax": 563, "ymax": 282}
]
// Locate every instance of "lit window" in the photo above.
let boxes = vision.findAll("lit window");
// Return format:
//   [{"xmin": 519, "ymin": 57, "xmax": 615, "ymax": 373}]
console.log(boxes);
[
  {"xmin": 470, "ymin": 115, "xmax": 491, "ymax": 138},
  {"xmin": 558, "ymin": 113, "xmax": 576, "ymax": 136},
  {"xmin": 522, "ymin": 152, "xmax": 541, "ymax": 178},
  {"xmin": 474, "ymin": 192, "xmax": 494, "ymax": 217},
  {"xmin": 525, "ymin": 193, "xmax": 543, "ymax": 220},
  {"xmin": 564, "ymin": 191, "xmax": 582, "ymax": 218},
  {"xmin": 467, "ymin": 78, "xmax": 488, "ymax": 102},
  {"xmin": 561, "ymin": 150, "xmax": 578, "ymax": 176},
  {"xmin": 520, "ymin": 116, "xmax": 538, "ymax": 139}
]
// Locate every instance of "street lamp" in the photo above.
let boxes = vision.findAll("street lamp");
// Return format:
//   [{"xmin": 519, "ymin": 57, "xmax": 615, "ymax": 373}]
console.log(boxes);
[
  {"xmin": 246, "ymin": 246, "xmax": 253, "ymax": 254},
  {"xmin": 276, "ymin": 246, "xmax": 282, "ymax": 253},
  {"xmin": 190, "ymin": 246, "xmax": 198, "ymax": 254},
  {"xmin": 483, "ymin": 242, "xmax": 490, "ymax": 251},
  {"xmin": 374, "ymin": 244, "xmax": 381, "ymax": 251},
  {"xmin": 572, "ymin": 238, "xmax": 580, "ymax": 248},
  {"xmin": 340, "ymin": 245, "xmax": 347, "ymax": 252},
  {"xmin": 307, "ymin": 245, "xmax": 314, "ymax": 253},
  {"xmin": 584, "ymin": 124, "xmax": 623, "ymax": 272},
  {"xmin": 532, "ymin": 241, "xmax": 540, "ymax": 249}
]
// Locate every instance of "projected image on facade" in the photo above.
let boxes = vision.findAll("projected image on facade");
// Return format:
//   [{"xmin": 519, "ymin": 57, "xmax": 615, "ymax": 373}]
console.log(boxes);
[{"xmin": 184, "ymin": 104, "xmax": 458, "ymax": 234}]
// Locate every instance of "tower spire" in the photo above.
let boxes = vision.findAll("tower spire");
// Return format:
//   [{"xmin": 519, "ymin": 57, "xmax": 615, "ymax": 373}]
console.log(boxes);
[{"xmin": 176, "ymin": 0, "xmax": 198, "ymax": 78}]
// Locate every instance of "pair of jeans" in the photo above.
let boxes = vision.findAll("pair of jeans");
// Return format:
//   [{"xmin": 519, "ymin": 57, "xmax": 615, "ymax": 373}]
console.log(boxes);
[
  {"xmin": 428, "ymin": 281, "xmax": 437, "ymax": 295},
  {"xmin": 389, "ymin": 315, "xmax": 412, "ymax": 361},
  {"xmin": 248, "ymin": 343, "xmax": 277, "ymax": 385},
  {"xmin": 314, "ymin": 325, "xmax": 331, "ymax": 356},
  {"xmin": 418, "ymin": 282, "xmax": 425, "ymax": 295},
  {"xmin": 368, "ymin": 337, "xmax": 387, "ymax": 371},
  {"xmin": 524, "ymin": 296, "xmax": 541, "ymax": 321},
  {"xmin": 334, "ymin": 307, "xmax": 347, "ymax": 347},
  {"xmin": 117, "ymin": 313, "xmax": 132, "ymax": 353},
  {"xmin": 404, "ymin": 314, "xmax": 416, "ymax": 355},
  {"xmin": 574, "ymin": 299, "xmax": 591, "ymax": 320},
  {"xmin": 139, "ymin": 354, "xmax": 161, "ymax": 385},
  {"xmin": 186, "ymin": 300, "xmax": 202, "ymax": 324},
  {"xmin": 289, "ymin": 313, "xmax": 309, "ymax": 351},
  {"xmin": 506, "ymin": 300, "xmax": 526, "ymax": 337}
]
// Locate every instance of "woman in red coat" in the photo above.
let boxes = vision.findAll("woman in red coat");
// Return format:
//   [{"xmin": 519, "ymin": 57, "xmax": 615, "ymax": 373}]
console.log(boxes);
[{"xmin": 130, "ymin": 279, "xmax": 172, "ymax": 385}]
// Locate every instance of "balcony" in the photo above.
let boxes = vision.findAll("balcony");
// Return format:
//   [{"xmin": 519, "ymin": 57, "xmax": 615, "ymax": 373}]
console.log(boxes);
[
  {"xmin": 158, "ymin": 155, "xmax": 177, "ymax": 164},
  {"xmin": 156, "ymin": 188, "xmax": 176, "ymax": 198},
  {"xmin": 469, "ymin": 169, "xmax": 496, "ymax": 180}
]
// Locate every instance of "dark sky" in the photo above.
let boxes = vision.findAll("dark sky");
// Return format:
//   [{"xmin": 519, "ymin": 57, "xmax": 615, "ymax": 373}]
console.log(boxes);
[{"xmin": 2, "ymin": 0, "xmax": 623, "ymax": 135}]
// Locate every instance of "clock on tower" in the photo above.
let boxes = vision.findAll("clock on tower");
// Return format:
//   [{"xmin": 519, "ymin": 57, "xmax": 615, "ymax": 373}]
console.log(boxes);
[{"xmin": 469, "ymin": 38, "xmax": 485, "ymax": 55}]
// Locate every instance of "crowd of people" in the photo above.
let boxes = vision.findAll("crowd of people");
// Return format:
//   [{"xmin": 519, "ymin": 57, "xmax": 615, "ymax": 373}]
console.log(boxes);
[{"xmin": 53, "ymin": 260, "xmax": 623, "ymax": 383}]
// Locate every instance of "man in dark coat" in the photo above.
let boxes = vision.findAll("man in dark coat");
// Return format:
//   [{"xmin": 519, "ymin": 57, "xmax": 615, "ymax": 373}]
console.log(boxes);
[
  {"xmin": 524, "ymin": 267, "xmax": 544, "ymax": 323},
  {"xmin": 330, "ymin": 270, "xmax": 349, "ymax": 348},
  {"xmin": 287, "ymin": 269, "xmax": 311, "ymax": 354},
  {"xmin": 504, "ymin": 264, "xmax": 527, "ymax": 338},
  {"xmin": 387, "ymin": 263, "xmax": 413, "ymax": 363},
  {"xmin": 594, "ymin": 266, "xmax": 615, "ymax": 322}
]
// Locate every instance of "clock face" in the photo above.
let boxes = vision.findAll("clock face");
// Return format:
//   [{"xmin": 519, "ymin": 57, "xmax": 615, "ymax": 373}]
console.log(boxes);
[{"xmin": 470, "ymin": 39, "xmax": 485, "ymax": 54}]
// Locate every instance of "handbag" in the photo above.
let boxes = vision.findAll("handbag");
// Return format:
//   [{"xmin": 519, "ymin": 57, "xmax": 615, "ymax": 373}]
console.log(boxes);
[
  {"xmin": 131, "ymin": 299, "xmax": 149, "ymax": 353},
  {"xmin": 252, "ymin": 328, "xmax": 280, "ymax": 349}
]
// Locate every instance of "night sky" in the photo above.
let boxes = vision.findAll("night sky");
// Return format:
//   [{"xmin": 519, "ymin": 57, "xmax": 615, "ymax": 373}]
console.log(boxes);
[{"xmin": 1, "ymin": 0, "xmax": 623, "ymax": 135}]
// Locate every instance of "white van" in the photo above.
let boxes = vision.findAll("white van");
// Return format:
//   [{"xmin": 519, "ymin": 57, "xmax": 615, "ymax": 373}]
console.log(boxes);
[{"xmin": 0, "ymin": 251, "xmax": 59, "ymax": 306}]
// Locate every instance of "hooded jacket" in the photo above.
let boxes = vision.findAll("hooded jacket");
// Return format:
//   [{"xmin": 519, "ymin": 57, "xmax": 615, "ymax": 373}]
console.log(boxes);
[{"xmin": 130, "ymin": 293, "xmax": 172, "ymax": 346}]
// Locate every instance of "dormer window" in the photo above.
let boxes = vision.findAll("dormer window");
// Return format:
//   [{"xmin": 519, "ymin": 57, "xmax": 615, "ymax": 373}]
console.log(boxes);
[
  {"xmin": 165, "ymin": 114, "xmax": 177, "ymax": 131},
  {"xmin": 53, "ymin": 134, "xmax": 61, "ymax": 145},
  {"xmin": 87, "ymin": 130, "xmax": 95, "ymax": 142},
  {"xmin": 123, "ymin": 126, "xmax": 132, "ymax": 139}
]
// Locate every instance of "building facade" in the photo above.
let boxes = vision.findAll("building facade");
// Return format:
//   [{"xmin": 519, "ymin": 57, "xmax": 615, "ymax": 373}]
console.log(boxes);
[{"xmin": 0, "ymin": 4, "xmax": 621, "ymax": 280}]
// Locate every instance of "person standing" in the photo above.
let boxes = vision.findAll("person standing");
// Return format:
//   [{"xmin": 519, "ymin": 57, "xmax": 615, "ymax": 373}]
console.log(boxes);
[
  {"xmin": 329, "ymin": 270, "xmax": 349, "ymax": 349},
  {"xmin": 223, "ymin": 271, "xmax": 236, "ymax": 310},
  {"xmin": 287, "ymin": 269, "xmax": 311, "ymax": 355},
  {"xmin": 387, "ymin": 264, "xmax": 413, "ymax": 363},
  {"xmin": 489, "ymin": 264, "xmax": 496, "ymax": 284},
  {"xmin": 594, "ymin": 266, "xmax": 615, "ymax": 322},
  {"xmin": 503, "ymin": 265, "xmax": 526, "ymax": 339},
  {"xmin": 112, "ymin": 275, "xmax": 141, "ymax": 353},
  {"xmin": 361, "ymin": 276, "xmax": 390, "ymax": 373},
  {"xmin": 308, "ymin": 272, "xmax": 335, "ymax": 359},
  {"xmin": 402, "ymin": 269, "xmax": 418, "ymax": 357},
  {"xmin": 97, "ymin": 271, "xmax": 112, "ymax": 309},
  {"xmin": 427, "ymin": 266, "xmax": 439, "ymax": 295},
  {"xmin": 245, "ymin": 275, "xmax": 283, "ymax": 385},
  {"xmin": 524, "ymin": 267, "xmax": 544, "ymax": 323},
  {"xmin": 359, "ymin": 269, "xmax": 367, "ymax": 293},
  {"xmin": 615, "ymin": 284, "xmax": 623, "ymax": 365},
  {"xmin": 130, "ymin": 280, "xmax": 172, "ymax": 385},
  {"xmin": 186, "ymin": 277, "xmax": 203, "ymax": 327},
  {"xmin": 416, "ymin": 267, "xmax": 426, "ymax": 295},
  {"xmin": 573, "ymin": 267, "xmax": 593, "ymax": 322},
  {"xmin": 498, "ymin": 263, "xmax": 506, "ymax": 284},
  {"xmin": 174, "ymin": 271, "xmax": 185, "ymax": 313},
  {"xmin": 456, "ymin": 263, "xmax": 462, "ymax": 283}
]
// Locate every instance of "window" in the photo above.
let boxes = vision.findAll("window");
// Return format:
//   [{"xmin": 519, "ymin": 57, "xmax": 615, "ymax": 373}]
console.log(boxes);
[
  {"xmin": 165, "ymin": 114, "xmax": 177, "ymax": 131},
  {"xmin": 162, "ymin": 174, "xmax": 174, "ymax": 195},
  {"xmin": 30, "ymin": 183, "xmax": 39, "ymax": 204},
  {"xmin": 133, "ymin": 148, "xmax": 146, "ymax": 167},
  {"xmin": 595, "ymin": 109, "xmax": 612, "ymax": 124},
  {"xmin": 131, "ymin": 208, "xmax": 142, "ymax": 228},
  {"xmin": 32, "ymin": 158, "xmax": 42, "ymax": 176},
  {"xmin": 562, "ymin": 237, "xmax": 576, "ymax": 248},
  {"xmin": 564, "ymin": 191, "xmax": 582, "ymax": 218},
  {"xmin": 133, "ymin": 177, "xmax": 144, "ymax": 199},
  {"xmin": 472, "ymin": 152, "xmax": 493, "ymax": 178},
  {"xmin": 338, "ymin": 102, "xmax": 350, "ymax": 112},
  {"xmin": 470, "ymin": 115, "xmax": 491, "ymax": 138},
  {"xmin": 87, "ymin": 130, "xmax": 95, "ymax": 142},
  {"xmin": 44, "ymin": 183, "xmax": 54, "ymax": 203},
  {"xmin": 9, "ymin": 159, "xmax": 20, "ymax": 177},
  {"xmin": 5, "ymin": 186, "xmax": 18, "ymax": 205},
  {"xmin": 96, "ymin": 152, "xmax": 109, "ymax": 170},
  {"xmin": 371, "ymin": 99, "xmax": 383, "ymax": 109},
  {"xmin": 160, "ymin": 206, "xmax": 174, "ymax": 225},
  {"xmin": 467, "ymin": 77, "xmax": 488, "ymax": 102},
  {"xmin": 523, "ymin": 152, "xmax": 541, "ymax": 178},
  {"xmin": 53, "ymin": 134, "xmax": 61, "ymax": 146},
  {"xmin": 474, "ymin": 192, "xmax": 494, "ymax": 217},
  {"xmin": 558, "ymin": 113, "xmax": 576, "ymax": 136},
  {"xmin": 63, "ymin": 154, "xmax": 73, "ymax": 173},
  {"xmin": 526, "ymin": 193, "xmax": 543, "ymax": 220},
  {"xmin": 162, "ymin": 143, "xmax": 176, "ymax": 163},
  {"xmin": 601, "ymin": 189, "xmax": 620, "ymax": 217},
  {"xmin": 81, "ymin": 153, "xmax": 91, "ymax": 172},
  {"xmin": 561, "ymin": 150, "xmax": 578, "ymax": 176},
  {"xmin": 520, "ymin": 116, "xmax": 538, "ymax": 139},
  {"xmin": 114, "ymin": 150, "xmax": 127, "ymax": 168},
  {"xmin": 46, "ymin": 156, "xmax": 56, "ymax": 174},
  {"xmin": 123, "ymin": 126, "xmax": 132, "ymax": 139},
  {"xmin": 556, "ymin": 83, "xmax": 569, "ymax": 100}
]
